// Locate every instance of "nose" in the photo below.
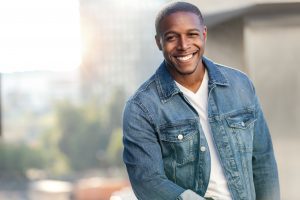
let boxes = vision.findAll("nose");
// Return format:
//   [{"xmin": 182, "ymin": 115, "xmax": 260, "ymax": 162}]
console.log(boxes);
[{"xmin": 177, "ymin": 35, "xmax": 189, "ymax": 51}]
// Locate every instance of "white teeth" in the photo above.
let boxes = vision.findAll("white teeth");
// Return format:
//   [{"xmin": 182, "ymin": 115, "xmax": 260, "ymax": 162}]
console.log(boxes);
[{"xmin": 176, "ymin": 54, "xmax": 193, "ymax": 61}]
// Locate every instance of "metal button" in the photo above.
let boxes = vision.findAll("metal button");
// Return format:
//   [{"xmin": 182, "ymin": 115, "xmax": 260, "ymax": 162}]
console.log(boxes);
[
  {"xmin": 241, "ymin": 121, "xmax": 245, "ymax": 126},
  {"xmin": 177, "ymin": 134, "xmax": 183, "ymax": 140},
  {"xmin": 200, "ymin": 146, "xmax": 206, "ymax": 152}
]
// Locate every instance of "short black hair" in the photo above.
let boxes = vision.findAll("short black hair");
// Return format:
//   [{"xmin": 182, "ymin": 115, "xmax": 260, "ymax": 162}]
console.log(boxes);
[{"xmin": 155, "ymin": 1, "xmax": 204, "ymax": 35}]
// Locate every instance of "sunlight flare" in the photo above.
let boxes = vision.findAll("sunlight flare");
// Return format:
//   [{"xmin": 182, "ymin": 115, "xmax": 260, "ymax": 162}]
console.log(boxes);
[{"xmin": 0, "ymin": 0, "xmax": 82, "ymax": 72}]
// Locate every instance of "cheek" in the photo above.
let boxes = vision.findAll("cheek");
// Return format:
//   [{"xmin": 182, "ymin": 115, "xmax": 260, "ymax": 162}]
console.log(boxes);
[
  {"xmin": 163, "ymin": 51, "xmax": 173, "ymax": 61},
  {"xmin": 162, "ymin": 46, "xmax": 174, "ymax": 57},
  {"xmin": 162, "ymin": 41, "xmax": 177, "ymax": 51},
  {"xmin": 196, "ymin": 40, "xmax": 205, "ymax": 49}
]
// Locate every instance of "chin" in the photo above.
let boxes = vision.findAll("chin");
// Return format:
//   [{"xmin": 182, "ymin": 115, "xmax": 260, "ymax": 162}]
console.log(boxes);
[{"xmin": 176, "ymin": 66, "xmax": 197, "ymax": 75}]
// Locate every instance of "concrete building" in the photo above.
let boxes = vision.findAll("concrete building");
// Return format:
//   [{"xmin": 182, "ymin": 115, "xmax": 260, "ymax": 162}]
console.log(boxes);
[{"xmin": 79, "ymin": 0, "xmax": 164, "ymax": 101}]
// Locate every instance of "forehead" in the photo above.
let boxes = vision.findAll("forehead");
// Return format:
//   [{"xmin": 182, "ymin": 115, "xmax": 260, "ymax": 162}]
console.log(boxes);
[{"xmin": 158, "ymin": 11, "xmax": 202, "ymax": 35}]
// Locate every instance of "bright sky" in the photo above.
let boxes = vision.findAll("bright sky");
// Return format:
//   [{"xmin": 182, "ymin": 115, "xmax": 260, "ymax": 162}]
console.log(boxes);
[{"xmin": 0, "ymin": 0, "xmax": 82, "ymax": 73}]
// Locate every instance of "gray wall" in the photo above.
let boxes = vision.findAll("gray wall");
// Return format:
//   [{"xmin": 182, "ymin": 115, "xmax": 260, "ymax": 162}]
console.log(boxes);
[
  {"xmin": 244, "ymin": 12, "xmax": 300, "ymax": 136},
  {"xmin": 205, "ymin": 18, "xmax": 246, "ymax": 72}
]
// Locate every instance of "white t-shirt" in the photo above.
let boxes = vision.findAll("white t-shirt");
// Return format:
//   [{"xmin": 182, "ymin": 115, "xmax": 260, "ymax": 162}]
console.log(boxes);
[{"xmin": 176, "ymin": 70, "xmax": 232, "ymax": 200}]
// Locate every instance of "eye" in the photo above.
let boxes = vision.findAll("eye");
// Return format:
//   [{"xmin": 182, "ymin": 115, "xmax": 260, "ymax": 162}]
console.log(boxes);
[
  {"xmin": 164, "ymin": 34, "xmax": 177, "ymax": 42},
  {"xmin": 188, "ymin": 32, "xmax": 199, "ymax": 37}
]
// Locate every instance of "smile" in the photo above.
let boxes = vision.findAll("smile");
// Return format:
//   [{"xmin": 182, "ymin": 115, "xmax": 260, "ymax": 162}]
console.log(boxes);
[{"xmin": 175, "ymin": 52, "xmax": 197, "ymax": 62}]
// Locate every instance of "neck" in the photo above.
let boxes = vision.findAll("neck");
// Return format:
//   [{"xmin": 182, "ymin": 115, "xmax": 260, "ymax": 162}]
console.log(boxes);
[{"xmin": 172, "ymin": 62, "xmax": 205, "ymax": 93}]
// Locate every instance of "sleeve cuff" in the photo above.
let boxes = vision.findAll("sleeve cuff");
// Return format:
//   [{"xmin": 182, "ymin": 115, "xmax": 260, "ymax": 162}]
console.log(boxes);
[{"xmin": 177, "ymin": 189, "xmax": 205, "ymax": 200}]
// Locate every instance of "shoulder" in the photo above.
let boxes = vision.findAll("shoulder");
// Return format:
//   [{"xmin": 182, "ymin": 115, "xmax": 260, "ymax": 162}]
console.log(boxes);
[
  {"xmin": 215, "ymin": 62, "xmax": 255, "ymax": 91},
  {"xmin": 207, "ymin": 60, "xmax": 260, "ymax": 110},
  {"xmin": 205, "ymin": 59, "xmax": 257, "ymax": 105},
  {"xmin": 123, "ymin": 74, "xmax": 160, "ymax": 126},
  {"xmin": 124, "ymin": 73, "xmax": 161, "ymax": 115},
  {"xmin": 127, "ymin": 74, "xmax": 157, "ymax": 104},
  {"xmin": 217, "ymin": 63, "xmax": 251, "ymax": 82}
]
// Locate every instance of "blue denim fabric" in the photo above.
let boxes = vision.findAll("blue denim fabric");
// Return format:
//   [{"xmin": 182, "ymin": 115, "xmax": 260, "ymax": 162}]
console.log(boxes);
[{"xmin": 122, "ymin": 57, "xmax": 280, "ymax": 200}]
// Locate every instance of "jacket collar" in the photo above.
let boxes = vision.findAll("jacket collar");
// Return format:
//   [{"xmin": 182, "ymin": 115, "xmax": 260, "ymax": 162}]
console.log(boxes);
[{"xmin": 155, "ymin": 57, "xmax": 229, "ymax": 103}]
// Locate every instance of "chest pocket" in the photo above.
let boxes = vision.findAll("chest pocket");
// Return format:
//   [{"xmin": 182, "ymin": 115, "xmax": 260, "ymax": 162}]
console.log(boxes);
[
  {"xmin": 159, "ymin": 120, "xmax": 198, "ymax": 165},
  {"xmin": 225, "ymin": 109, "xmax": 257, "ymax": 152}
]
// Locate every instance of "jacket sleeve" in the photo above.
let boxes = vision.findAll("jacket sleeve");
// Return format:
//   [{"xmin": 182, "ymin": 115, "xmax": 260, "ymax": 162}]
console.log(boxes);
[
  {"xmin": 122, "ymin": 100, "xmax": 202, "ymax": 200},
  {"xmin": 252, "ymin": 89, "xmax": 280, "ymax": 200}
]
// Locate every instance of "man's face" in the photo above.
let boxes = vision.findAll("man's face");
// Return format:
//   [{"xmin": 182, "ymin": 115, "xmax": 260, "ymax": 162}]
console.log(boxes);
[{"xmin": 155, "ymin": 11, "xmax": 207, "ymax": 76}]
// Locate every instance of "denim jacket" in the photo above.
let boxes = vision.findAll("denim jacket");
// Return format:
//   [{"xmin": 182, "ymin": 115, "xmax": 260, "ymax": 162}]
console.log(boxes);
[{"xmin": 123, "ymin": 57, "xmax": 280, "ymax": 200}]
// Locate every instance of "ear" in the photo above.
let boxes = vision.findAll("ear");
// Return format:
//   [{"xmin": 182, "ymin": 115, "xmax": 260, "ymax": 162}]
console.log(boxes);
[
  {"xmin": 202, "ymin": 26, "xmax": 207, "ymax": 41},
  {"xmin": 155, "ymin": 35, "xmax": 162, "ymax": 51}
]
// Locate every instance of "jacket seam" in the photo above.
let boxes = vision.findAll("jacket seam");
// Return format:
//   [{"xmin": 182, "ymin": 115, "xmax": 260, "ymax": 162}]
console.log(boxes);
[{"xmin": 130, "ymin": 99, "xmax": 155, "ymax": 127}]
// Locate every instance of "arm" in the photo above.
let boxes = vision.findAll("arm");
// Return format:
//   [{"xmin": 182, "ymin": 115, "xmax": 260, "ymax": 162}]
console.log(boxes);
[
  {"xmin": 123, "ymin": 100, "xmax": 203, "ymax": 200},
  {"xmin": 252, "ymin": 94, "xmax": 280, "ymax": 200}
]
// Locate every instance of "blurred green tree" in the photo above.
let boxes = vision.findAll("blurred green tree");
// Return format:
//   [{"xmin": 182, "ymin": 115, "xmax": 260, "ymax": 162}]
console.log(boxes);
[
  {"xmin": 56, "ymin": 87, "xmax": 126, "ymax": 171},
  {"xmin": 0, "ymin": 142, "xmax": 47, "ymax": 178},
  {"xmin": 57, "ymin": 101, "xmax": 108, "ymax": 171}
]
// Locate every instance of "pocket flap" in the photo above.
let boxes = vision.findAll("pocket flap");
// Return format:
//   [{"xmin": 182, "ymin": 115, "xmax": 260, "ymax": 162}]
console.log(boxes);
[
  {"xmin": 225, "ymin": 109, "xmax": 257, "ymax": 129},
  {"xmin": 160, "ymin": 120, "xmax": 197, "ymax": 142}
]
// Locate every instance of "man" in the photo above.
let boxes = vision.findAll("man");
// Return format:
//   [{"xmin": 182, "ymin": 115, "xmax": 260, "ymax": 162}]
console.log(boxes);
[{"xmin": 122, "ymin": 2, "xmax": 280, "ymax": 200}]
